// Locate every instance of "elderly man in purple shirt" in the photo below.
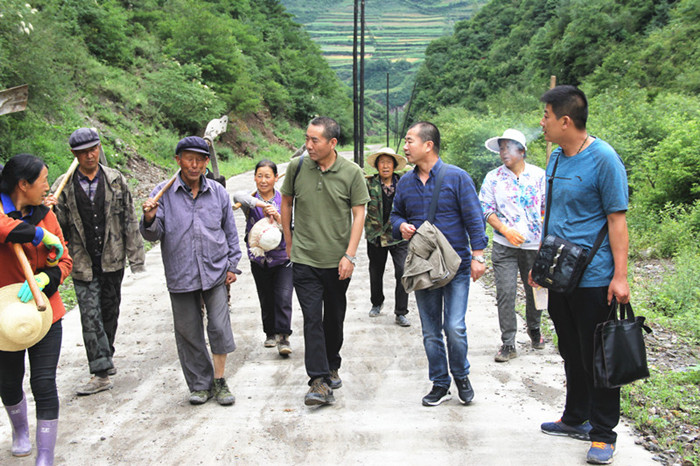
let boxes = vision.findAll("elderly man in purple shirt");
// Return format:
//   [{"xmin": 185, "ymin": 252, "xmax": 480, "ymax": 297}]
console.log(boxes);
[{"xmin": 141, "ymin": 136, "xmax": 241, "ymax": 406}]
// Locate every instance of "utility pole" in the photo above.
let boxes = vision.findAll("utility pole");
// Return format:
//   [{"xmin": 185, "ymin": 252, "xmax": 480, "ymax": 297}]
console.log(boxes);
[
  {"xmin": 386, "ymin": 72, "xmax": 390, "ymax": 147},
  {"xmin": 359, "ymin": 0, "xmax": 365, "ymax": 167},
  {"xmin": 353, "ymin": 0, "xmax": 359, "ymax": 165}
]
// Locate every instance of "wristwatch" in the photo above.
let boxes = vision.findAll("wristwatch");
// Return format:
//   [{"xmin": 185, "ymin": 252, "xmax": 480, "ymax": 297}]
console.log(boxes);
[
  {"xmin": 472, "ymin": 255, "xmax": 486, "ymax": 264},
  {"xmin": 344, "ymin": 253, "xmax": 357, "ymax": 265}
]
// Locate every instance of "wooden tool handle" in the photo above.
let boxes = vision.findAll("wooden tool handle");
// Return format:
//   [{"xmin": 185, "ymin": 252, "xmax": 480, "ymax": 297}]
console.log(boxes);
[
  {"xmin": 144, "ymin": 172, "xmax": 178, "ymax": 212},
  {"xmin": 50, "ymin": 158, "xmax": 79, "ymax": 207},
  {"xmin": 0, "ymin": 203, "xmax": 47, "ymax": 311},
  {"xmin": 13, "ymin": 243, "xmax": 47, "ymax": 311}
]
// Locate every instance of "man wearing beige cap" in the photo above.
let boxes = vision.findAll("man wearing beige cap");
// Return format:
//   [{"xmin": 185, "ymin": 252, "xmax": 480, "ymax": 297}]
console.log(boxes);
[
  {"xmin": 48, "ymin": 127, "xmax": 145, "ymax": 395},
  {"xmin": 365, "ymin": 147, "xmax": 411, "ymax": 327},
  {"xmin": 478, "ymin": 129, "xmax": 546, "ymax": 362}
]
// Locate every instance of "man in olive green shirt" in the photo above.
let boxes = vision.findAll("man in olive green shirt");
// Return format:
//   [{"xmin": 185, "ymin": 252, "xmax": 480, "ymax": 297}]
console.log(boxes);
[{"xmin": 281, "ymin": 116, "xmax": 369, "ymax": 407}]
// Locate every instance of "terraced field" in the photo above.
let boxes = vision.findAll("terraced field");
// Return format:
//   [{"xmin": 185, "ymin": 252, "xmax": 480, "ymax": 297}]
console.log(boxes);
[
  {"xmin": 281, "ymin": 1, "xmax": 481, "ymax": 90},
  {"xmin": 300, "ymin": 6, "xmax": 474, "ymax": 72},
  {"xmin": 280, "ymin": 0, "xmax": 482, "ymax": 124}
]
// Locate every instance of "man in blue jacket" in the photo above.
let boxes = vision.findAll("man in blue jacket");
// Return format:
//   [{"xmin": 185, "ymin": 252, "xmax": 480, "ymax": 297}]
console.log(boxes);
[{"xmin": 391, "ymin": 121, "xmax": 488, "ymax": 407}]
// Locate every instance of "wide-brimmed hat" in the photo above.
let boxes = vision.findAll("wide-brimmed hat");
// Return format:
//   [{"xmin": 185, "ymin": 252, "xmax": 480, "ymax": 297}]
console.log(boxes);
[
  {"xmin": 0, "ymin": 284, "xmax": 52, "ymax": 352},
  {"xmin": 69, "ymin": 127, "xmax": 101, "ymax": 151},
  {"xmin": 484, "ymin": 129, "xmax": 528, "ymax": 154},
  {"xmin": 366, "ymin": 147, "xmax": 407, "ymax": 170}
]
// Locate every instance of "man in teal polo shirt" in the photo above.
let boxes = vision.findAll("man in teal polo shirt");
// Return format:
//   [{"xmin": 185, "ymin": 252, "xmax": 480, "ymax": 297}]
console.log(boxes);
[{"xmin": 281, "ymin": 116, "xmax": 370, "ymax": 406}]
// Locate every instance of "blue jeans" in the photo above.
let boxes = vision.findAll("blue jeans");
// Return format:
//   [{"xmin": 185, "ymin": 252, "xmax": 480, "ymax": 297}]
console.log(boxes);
[{"xmin": 414, "ymin": 268, "xmax": 471, "ymax": 388}]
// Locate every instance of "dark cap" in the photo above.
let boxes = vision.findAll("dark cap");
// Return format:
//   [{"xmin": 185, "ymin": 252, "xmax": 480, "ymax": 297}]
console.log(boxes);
[
  {"xmin": 69, "ymin": 128, "xmax": 101, "ymax": 151},
  {"xmin": 175, "ymin": 136, "xmax": 210, "ymax": 156}
]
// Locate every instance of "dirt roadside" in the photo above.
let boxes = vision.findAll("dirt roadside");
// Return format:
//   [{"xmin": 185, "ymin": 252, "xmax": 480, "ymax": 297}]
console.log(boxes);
[{"xmin": 3, "ymin": 150, "xmax": 657, "ymax": 465}]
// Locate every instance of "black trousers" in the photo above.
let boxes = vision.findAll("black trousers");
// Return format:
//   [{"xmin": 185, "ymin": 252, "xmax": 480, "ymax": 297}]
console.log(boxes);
[
  {"xmin": 293, "ymin": 263, "xmax": 350, "ymax": 384},
  {"xmin": 250, "ymin": 260, "xmax": 293, "ymax": 336},
  {"xmin": 548, "ymin": 286, "xmax": 620, "ymax": 444},
  {"xmin": 0, "ymin": 320, "xmax": 62, "ymax": 420},
  {"xmin": 367, "ymin": 241, "xmax": 409, "ymax": 315}
]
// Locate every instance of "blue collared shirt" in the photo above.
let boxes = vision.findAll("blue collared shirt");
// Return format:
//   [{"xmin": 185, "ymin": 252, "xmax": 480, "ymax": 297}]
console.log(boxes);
[
  {"xmin": 1, "ymin": 192, "xmax": 43, "ymax": 245},
  {"xmin": 140, "ymin": 174, "xmax": 242, "ymax": 293},
  {"xmin": 391, "ymin": 158, "xmax": 488, "ymax": 271}
]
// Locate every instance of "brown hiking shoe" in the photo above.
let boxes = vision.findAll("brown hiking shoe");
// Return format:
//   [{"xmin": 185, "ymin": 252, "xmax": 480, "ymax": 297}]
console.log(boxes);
[
  {"xmin": 494, "ymin": 344, "xmax": 517, "ymax": 362},
  {"xmin": 277, "ymin": 335, "xmax": 292, "ymax": 355},
  {"xmin": 304, "ymin": 378, "xmax": 335, "ymax": 406},
  {"xmin": 264, "ymin": 335, "xmax": 277, "ymax": 347},
  {"xmin": 76, "ymin": 376, "xmax": 112, "ymax": 396},
  {"xmin": 329, "ymin": 369, "xmax": 342, "ymax": 389}
]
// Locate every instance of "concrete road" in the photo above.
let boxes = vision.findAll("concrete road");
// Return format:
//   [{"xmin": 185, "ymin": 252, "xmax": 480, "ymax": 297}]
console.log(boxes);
[{"xmin": 2, "ymin": 150, "xmax": 656, "ymax": 465}]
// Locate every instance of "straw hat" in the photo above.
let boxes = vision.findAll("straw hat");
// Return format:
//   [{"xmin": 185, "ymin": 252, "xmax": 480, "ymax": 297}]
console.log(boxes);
[
  {"xmin": 0, "ymin": 284, "xmax": 52, "ymax": 352},
  {"xmin": 366, "ymin": 147, "xmax": 407, "ymax": 171},
  {"xmin": 484, "ymin": 129, "xmax": 528, "ymax": 154}
]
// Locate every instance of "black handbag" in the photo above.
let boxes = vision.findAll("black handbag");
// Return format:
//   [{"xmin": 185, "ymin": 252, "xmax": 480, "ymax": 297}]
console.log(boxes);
[
  {"xmin": 593, "ymin": 300, "xmax": 652, "ymax": 389},
  {"xmin": 531, "ymin": 153, "xmax": 608, "ymax": 294}
]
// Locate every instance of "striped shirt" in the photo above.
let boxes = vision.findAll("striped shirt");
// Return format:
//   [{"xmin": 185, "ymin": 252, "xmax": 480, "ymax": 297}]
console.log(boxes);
[{"xmin": 391, "ymin": 158, "xmax": 488, "ymax": 272}]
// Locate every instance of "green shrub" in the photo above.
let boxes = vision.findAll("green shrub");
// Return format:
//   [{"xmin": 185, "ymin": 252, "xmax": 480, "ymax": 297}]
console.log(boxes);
[
  {"xmin": 144, "ymin": 61, "xmax": 226, "ymax": 133},
  {"xmin": 628, "ymin": 201, "xmax": 700, "ymax": 259},
  {"xmin": 631, "ymin": 242, "xmax": 700, "ymax": 344}
]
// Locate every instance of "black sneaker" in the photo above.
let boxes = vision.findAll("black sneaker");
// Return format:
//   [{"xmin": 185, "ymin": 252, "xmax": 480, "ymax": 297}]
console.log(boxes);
[
  {"xmin": 329, "ymin": 369, "xmax": 342, "ymax": 389},
  {"xmin": 304, "ymin": 378, "xmax": 335, "ymax": 406},
  {"xmin": 421, "ymin": 385, "xmax": 452, "ymax": 406},
  {"xmin": 454, "ymin": 376, "xmax": 474, "ymax": 404},
  {"xmin": 528, "ymin": 329, "xmax": 546, "ymax": 349}
]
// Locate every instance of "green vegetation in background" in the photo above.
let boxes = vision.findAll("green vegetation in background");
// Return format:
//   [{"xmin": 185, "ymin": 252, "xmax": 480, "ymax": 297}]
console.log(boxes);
[{"xmin": 0, "ymin": 0, "xmax": 351, "ymax": 177}]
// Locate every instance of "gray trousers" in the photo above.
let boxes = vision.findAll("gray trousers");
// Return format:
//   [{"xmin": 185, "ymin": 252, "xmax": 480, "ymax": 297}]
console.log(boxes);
[
  {"xmin": 169, "ymin": 282, "xmax": 236, "ymax": 392},
  {"xmin": 73, "ymin": 269, "xmax": 124, "ymax": 374},
  {"xmin": 492, "ymin": 242, "xmax": 541, "ymax": 346}
]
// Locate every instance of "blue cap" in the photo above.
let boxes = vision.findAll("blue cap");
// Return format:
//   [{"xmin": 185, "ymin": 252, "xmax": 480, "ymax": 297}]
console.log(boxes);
[
  {"xmin": 69, "ymin": 128, "xmax": 100, "ymax": 151},
  {"xmin": 175, "ymin": 136, "xmax": 210, "ymax": 156}
]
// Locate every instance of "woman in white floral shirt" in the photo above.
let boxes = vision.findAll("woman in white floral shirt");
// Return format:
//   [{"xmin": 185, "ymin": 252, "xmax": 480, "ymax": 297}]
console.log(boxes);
[{"xmin": 478, "ymin": 129, "xmax": 546, "ymax": 362}]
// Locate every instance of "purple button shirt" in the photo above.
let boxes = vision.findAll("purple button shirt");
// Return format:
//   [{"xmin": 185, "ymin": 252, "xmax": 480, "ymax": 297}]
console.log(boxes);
[
  {"xmin": 233, "ymin": 190, "xmax": 289, "ymax": 267},
  {"xmin": 140, "ymin": 174, "xmax": 241, "ymax": 293}
]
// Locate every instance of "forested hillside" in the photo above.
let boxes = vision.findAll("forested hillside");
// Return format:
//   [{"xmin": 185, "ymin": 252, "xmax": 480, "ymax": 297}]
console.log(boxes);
[
  {"xmin": 413, "ymin": 0, "xmax": 700, "ymax": 214},
  {"xmin": 0, "ymin": 0, "xmax": 350, "ymax": 177},
  {"xmin": 410, "ymin": 2, "xmax": 700, "ymax": 462}
]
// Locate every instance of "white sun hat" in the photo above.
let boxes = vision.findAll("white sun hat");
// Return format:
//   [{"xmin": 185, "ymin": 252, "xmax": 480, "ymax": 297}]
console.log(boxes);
[{"xmin": 484, "ymin": 129, "xmax": 528, "ymax": 154}]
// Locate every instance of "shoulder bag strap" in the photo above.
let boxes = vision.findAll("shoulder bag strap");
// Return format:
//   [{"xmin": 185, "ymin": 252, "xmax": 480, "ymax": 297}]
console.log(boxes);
[
  {"xmin": 543, "ymin": 153, "xmax": 561, "ymax": 238},
  {"xmin": 292, "ymin": 154, "xmax": 304, "ymax": 196},
  {"xmin": 545, "ymin": 151, "xmax": 608, "ymax": 263},
  {"xmin": 428, "ymin": 162, "xmax": 448, "ymax": 224}
]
